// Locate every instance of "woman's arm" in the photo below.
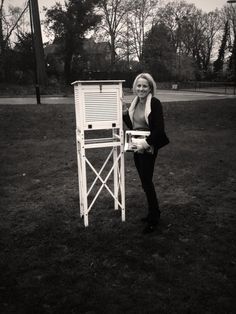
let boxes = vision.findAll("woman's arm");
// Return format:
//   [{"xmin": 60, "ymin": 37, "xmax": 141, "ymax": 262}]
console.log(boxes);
[
  {"xmin": 121, "ymin": 97, "xmax": 133, "ymax": 130},
  {"xmin": 146, "ymin": 98, "xmax": 169, "ymax": 149},
  {"xmin": 123, "ymin": 110, "xmax": 133, "ymax": 130}
]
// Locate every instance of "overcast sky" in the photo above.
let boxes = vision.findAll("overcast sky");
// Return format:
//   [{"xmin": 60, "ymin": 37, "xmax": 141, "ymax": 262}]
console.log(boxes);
[{"xmin": 7, "ymin": 0, "xmax": 229, "ymax": 14}]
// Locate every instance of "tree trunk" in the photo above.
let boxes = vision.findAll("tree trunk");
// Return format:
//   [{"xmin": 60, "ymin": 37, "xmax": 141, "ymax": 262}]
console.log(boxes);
[
  {"xmin": 213, "ymin": 21, "xmax": 229, "ymax": 75},
  {"xmin": 64, "ymin": 50, "xmax": 73, "ymax": 83},
  {"xmin": 110, "ymin": 33, "xmax": 116, "ymax": 71}
]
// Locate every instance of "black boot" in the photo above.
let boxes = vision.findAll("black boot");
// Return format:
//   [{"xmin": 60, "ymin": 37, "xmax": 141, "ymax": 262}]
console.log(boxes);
[
  {"xmin": 142, "ymin": 221, "xmax": 159, "ymax": 234},
  {"xmin": 142, "ymin": 212, "xmax": 160, "ymax": 234}
]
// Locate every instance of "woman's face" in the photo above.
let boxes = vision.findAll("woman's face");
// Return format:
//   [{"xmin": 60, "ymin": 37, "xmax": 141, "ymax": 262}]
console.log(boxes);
[{"xmin": 135, "ymin": 78, "xmax": 151, "ymax": 100}]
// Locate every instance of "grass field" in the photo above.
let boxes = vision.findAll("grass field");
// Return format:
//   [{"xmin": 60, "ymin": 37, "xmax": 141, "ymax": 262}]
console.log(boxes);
[{"xmin": 0, "ymin": 99, "xmax": 236, "ymax": 314}]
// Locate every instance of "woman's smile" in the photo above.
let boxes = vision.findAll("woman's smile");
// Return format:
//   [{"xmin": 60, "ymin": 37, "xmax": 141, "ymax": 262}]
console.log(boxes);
[{"xmin": 135, "ymin": 78, "xmax": 151, "ymax": 99}]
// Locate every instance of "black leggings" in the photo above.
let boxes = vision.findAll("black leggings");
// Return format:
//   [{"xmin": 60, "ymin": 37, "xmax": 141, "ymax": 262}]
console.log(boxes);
[{"xmin": 134, "ymin": 152, "xmax": 160, "ymax": 223}]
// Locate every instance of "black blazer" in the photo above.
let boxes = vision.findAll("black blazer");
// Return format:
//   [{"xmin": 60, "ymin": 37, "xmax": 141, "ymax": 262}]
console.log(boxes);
[{"xmin": 123, "ymin": 97, "xmax": 169, "ymax": 151}]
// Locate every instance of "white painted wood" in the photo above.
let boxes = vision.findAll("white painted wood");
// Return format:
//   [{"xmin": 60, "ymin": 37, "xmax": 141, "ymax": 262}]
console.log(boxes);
[{"xmin": 72, "ymin": 80, "xmax": 126, "ymax": 226}]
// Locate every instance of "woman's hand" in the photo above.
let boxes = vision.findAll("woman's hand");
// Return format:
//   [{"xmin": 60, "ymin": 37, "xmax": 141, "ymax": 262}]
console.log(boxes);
[{"xmin": 132, "ymin": 138, "xmax": 150, "ymax": 152}]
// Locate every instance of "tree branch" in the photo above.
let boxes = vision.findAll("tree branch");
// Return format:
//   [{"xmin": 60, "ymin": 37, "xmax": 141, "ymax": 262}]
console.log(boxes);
[{"xmin": 4, "ymin": 2, "xmax": 29, "ymax": 43}]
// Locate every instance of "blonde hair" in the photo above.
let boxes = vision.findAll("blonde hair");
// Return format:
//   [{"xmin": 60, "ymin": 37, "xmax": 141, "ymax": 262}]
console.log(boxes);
[{"xmin": 132, "ymin": 73, "xmax": 157, "ymax": 96}]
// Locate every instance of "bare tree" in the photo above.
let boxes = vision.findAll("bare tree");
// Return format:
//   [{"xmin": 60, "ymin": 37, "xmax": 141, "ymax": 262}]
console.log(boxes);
[
  {"xmin": 0, "ymin": 1, "xmax": 29, "ymax": 50},
  {"xmin": 0, "ymin": 0, "xmax": 29, "ymax": 80},
  {"xmin": 156, "ymin": 1, "xmax": 222, "ymax": 78},
  {"xmin": 197, "ymin": 10, "xmax": 222, "ymax": 73},
  {"xmin": 0, "ymin": 0, "xmax": 4, "ymax": 52},
  {"xmin": 8, "ymin": 5, "xmax": 30, "ymax": 41},
  {"xmin": 128, "ymin": 0, "xmax": 159, "ymax": 63},
  {"xmin": 226, "ymin": 2, "xmax": 236, "ymax": 39},
  {"xmin": 185, "ymin": 10, "xmax": 222, "ymax": 73},
  {"xmin": 95, "ymin": 0, "xmax": 161, "ymax": 69},
  {"xmin": 213, "ymin": 20, "xmax": 229, "ymax": 75},
  {"xmin": 98, "ymin": 0, "xmax": 128, "ymax": 70},
  {"xmin": 225, "ymin": 3, "xmax": 236, "ymax": 80}
]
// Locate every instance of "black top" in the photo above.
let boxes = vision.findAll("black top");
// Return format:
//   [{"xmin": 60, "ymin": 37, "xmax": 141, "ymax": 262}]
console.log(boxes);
[{"xmin": 123, "ymin": 97, "xmax": 169, "ymax": 151}]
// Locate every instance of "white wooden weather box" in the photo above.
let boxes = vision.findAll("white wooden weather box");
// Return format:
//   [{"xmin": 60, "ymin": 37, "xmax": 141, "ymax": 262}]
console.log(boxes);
[{"xmin": 72, "ymin": 80, "xmax": 126, "ymax": 227}]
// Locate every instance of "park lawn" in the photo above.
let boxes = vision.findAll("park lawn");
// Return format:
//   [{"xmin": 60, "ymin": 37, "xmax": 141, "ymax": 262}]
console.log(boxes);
[{"xmin": 0, "ymin": 99, "xmax": 235, "ymax": 314}]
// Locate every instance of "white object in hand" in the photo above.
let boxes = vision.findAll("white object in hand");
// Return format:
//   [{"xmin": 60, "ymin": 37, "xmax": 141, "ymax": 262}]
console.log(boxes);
[{"xmin": 132, "ymin": 138, "xmax": 150, "ymax": 151}]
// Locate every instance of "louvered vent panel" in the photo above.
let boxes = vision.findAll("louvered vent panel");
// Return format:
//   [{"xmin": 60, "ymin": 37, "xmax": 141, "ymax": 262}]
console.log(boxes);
[
  {"xmin": 74, "ymin": 87, "xmax": 81, "ymax": 128},
  {"xmin": 74, "ymin": 86, "xmax": 79, "ymax": 100},
  {"xmin": 84, "ymin": 91, "xmax": 118, "ymax": 122}
]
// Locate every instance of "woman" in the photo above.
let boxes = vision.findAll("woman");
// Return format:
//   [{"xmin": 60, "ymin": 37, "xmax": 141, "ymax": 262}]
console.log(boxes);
[{"xmin": 123, "ymin": 73, "xmax": 169, "ymax": 234}]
